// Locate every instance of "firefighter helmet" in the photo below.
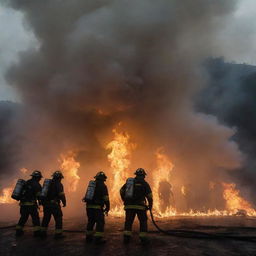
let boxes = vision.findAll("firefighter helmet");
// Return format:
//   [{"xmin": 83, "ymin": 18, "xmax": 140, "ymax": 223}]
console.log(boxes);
[
  {"xmin": 52, "ymin": 170, "xmax": 64, "ymax": 179},
  {"xmin": 94, "ymin": 171, "xmax": 107, "ymax": 181},
  {"xmin": 30, "ymin": 170, "xmax": 43, "ymax": 178},
  {"xmin": 134, "ymin": 168, "xmax": 147, "ymax": 177}
]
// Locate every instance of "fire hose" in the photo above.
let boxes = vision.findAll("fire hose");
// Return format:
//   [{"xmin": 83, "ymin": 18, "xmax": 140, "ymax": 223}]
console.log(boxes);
[
  {"xmin": 149, "ymin": 209, "xmax": 256, "ymax": 241},
  {"xmin": 1, "ymin": 211, "xmax": 256, "ymax": 242}
]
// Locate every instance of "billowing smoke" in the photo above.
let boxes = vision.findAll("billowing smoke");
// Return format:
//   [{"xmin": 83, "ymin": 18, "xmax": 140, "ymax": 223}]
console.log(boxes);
[
  {"xmin": 0, "ymin": 0, "xmax": 246, "ymax": 213},
  {"xmin": 197, "ymin": 58, "xmax": 256, "ymax": 203},
  {"xmin": 0, "ymin": 101, "xmax": 22, "ymax": 181}
]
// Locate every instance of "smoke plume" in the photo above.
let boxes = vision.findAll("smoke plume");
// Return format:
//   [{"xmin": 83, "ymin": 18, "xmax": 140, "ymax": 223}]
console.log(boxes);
[
  {"xmin": 0, "ymin": 0, "xmax": 246, "ymax": 212},
  {"xmin": 197, "ymin": 58, "xmax": 256, "ymax": 203}
]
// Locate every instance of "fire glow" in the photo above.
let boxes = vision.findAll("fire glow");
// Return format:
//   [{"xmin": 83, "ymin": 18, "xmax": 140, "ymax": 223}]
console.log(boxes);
[
  {"xmin": 0, "ymin": 187, "xmax": 13, "ymax": 204},
  {"xmin": 152, "ymin": 148, "xmax": 176, "ymax": 217},
  {"xmin": 106, "ymin": 128, "xmax": 135, "ymax": 214},
  {"xmin": 1, "ymin": 127, "xmax": 256, "ymax": 218},
  {"xmin": 60, "ymin": 151, "xmax": 80, "ymax": 192},
  {"xmin": 223, "ymin": 183, "xmax": 256, "ymax": 216}
]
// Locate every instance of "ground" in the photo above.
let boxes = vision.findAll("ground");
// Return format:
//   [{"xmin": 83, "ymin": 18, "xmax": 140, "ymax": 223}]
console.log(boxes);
[{"xmin": 1, "ymin": 216, "xmax": 256, "ymax": 256}]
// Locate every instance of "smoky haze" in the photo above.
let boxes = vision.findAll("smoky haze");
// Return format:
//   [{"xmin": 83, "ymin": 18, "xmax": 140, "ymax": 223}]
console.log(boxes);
[{"xmin": 0, "ymin": 0, "xmax": 247, "ymax": 217}]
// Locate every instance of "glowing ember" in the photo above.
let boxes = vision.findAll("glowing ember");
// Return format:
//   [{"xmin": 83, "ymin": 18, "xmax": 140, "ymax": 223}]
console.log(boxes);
[
  {"xmin": 60, "ymin": 151, "xmax": 80, "ymax": 192},
  {"xmin": 0, "ymin": 187, "xmax": 13, "ymax": 204},
  {"xmin": 223, "ymin": 183, "xmax": 256, "ymax": 215},
  {"xmin": 106, "ymin": 128, "xmax": 135, "ymax": 213}
]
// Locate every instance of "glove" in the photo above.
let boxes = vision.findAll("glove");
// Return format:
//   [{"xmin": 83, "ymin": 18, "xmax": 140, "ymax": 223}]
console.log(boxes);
[{"xmin": 104, "ymin": 207, "xmax": 110, "ymax": 216}]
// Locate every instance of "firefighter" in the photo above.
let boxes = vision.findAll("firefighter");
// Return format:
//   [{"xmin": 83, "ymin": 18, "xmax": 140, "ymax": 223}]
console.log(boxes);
[
  {"xmin": 158, "ymin": 181, "xmax": 175, "ymax": 212},
  {"xmin": 82, "ymin": 171, "xmax": 110, "ymax": 244},
  {"xmin": 120, "ymin": 168, "xmax": 153, "ymax": 244},
  {"xmin": 15, "ymin": 170, "xmax": 42, "ymax": 237},
  {"xmin": 41, "ymin": 171, "xmax": 66, "ymax": 239}
]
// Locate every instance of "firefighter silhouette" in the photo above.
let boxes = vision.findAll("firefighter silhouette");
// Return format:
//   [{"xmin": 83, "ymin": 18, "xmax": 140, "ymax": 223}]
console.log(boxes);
[{"xmin": 158, "ymin": 180, "xmax": 175, "ymax": 212}]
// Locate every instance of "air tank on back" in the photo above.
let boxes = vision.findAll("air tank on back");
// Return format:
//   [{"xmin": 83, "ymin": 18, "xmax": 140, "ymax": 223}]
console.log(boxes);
[
  {"xmin": 11, "ymin": 179, "xmax": 26, "ymax": 200},
  {"xmin": 41, "ymin": 179, "xmax": 52, "ymax": 198},
  {"xmin": 84, "ymin": 180, "xmax": 96, "ymax": 201},
  {"xmin": 125, "ymin": 178, "xmax": 135, "ymax": 199}
]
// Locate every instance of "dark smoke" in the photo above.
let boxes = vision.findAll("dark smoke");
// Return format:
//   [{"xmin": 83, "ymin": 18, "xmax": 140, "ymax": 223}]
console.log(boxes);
[
  {"xmin": 0, "ymin": 101, "xmax": 22, "ymax": 185},
  {"xmin": 1, "ymin": 0, "xmax": 248, "ymax": 212},
  {"xmin": 197, "ymin": 58, "xmax": 256, "ymax": 203}
]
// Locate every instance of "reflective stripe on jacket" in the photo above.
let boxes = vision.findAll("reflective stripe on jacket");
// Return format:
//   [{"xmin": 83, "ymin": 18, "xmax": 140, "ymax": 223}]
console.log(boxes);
[
  {"xmin": 86, "ymin": 204, "xmax": 102, "ymax": 209},
  {"xmin": 124, "ymin": 205, "xmax": 146, "ymax": 210}
]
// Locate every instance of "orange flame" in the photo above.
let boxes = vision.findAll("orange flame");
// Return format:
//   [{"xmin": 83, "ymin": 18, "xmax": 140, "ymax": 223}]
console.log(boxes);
[
  {"xmin": 0, "ymin": 168, "xmax": 30, "ymax": 204},
  {"xmin": 181, "ymin": 185, "xmax": 186, "ymax": 196},
  {"xmin": 0, "ymin": 187, "xmax": 13, "ymax": 204},
  {"xmin": 60, "ymin": 151, "xmax": 80, "ymax": 192},
  {"xmin": 223, "ymin": 183, "xmax": 256, "ymax": 215},
  {"xmin": 106, "ymin": 128, "xmax": 135, "ymax": 215},
  {"xmin": 152, "ymin": 148, "xmax": 176, "ymax": 217}
]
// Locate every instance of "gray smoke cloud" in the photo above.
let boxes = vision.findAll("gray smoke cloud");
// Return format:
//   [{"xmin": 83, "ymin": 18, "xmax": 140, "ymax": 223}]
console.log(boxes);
[
  {"xmin": 0, "ymin": 0, "xmax": 244, "ymax": 210},
  {"xmin": 197, "ymin": 58, "xmax": 256, "ymax": 203}
]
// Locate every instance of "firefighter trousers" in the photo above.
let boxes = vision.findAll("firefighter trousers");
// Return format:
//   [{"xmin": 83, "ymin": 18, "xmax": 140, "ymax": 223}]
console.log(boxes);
[
  {"xmin": 41, "ymin": 205, "xmax": 63, "ymax": 233},
  {"xmin": 86, "ymin": 208, "xmax": 105, "ymax": 237},
  {"xmin": 17, "ymin": 205, "xmax": 40, "ymax": 231},
  {"xmin": 124, "ymin": 209, "xmax": 148, "ymax": 236}
]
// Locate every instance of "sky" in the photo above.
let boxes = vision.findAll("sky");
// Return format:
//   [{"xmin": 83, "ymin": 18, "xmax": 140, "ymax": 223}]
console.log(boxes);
[{"xmin": 0, "ymin": 0, "xmax": 255, "ymax": 101}]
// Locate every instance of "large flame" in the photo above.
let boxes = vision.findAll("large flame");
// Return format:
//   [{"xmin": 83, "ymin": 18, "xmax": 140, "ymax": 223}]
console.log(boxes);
[
  {"xmin": 152, "ymin": 148, "xmax": 176, "ymax": 217},
  {"xmin": 223, "ymin": 183, "xmax": 256, "ymax": 216},
  {"xmin": 106, "ymin": 127, "xmax": 134, "ymax": 214},
  {"xmin": 60, "ymin": 151, "xmax": 80, "ymax": 192},
  {"xmin": 0, "ymin": 168, "xmax": 29, "ymax": 204},
  {"xmin": 2, "ymin": 126, "xmax": 256, "ymax": 218}
]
